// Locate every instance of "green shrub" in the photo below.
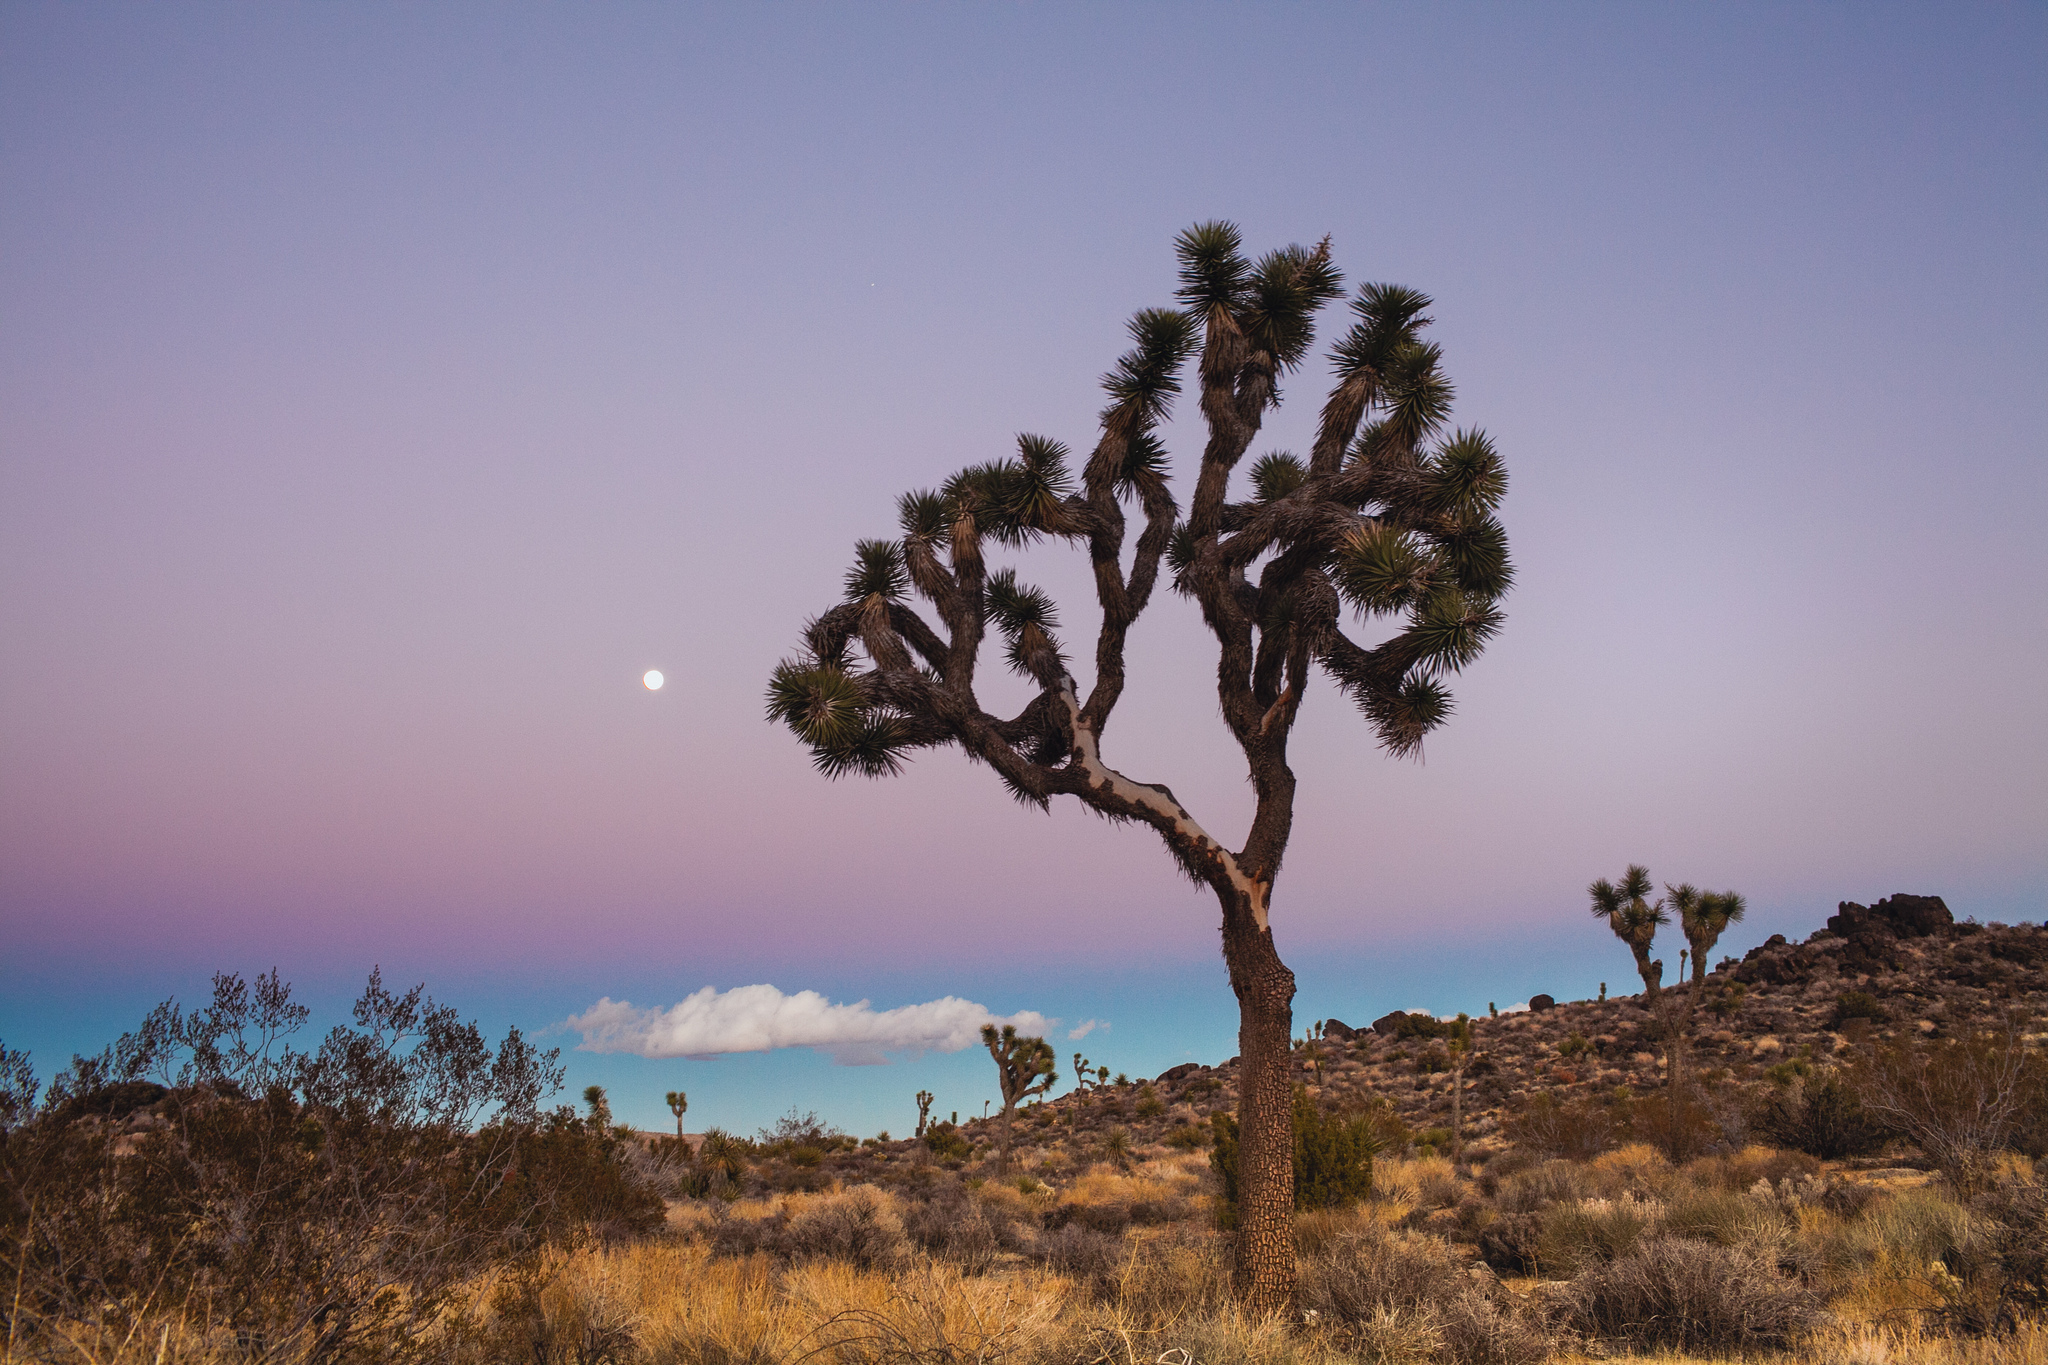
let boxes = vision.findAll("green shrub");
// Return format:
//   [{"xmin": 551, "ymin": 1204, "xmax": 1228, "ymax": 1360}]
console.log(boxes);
[
  {"xmin": 1163, "ymin": 1123, "xmax": 1208, "ymax": 1151},
  {"xmin": 923, "ymin": 1121, "xmax": 971, "ymax": 1161},
  {"xmin": 1832, "ymin": 990, "xmax": 1887, "ymax": 1026},
  {"xmin": 1209, "ymin": 1089, "xmax": 1380, "ymax": 1225}
]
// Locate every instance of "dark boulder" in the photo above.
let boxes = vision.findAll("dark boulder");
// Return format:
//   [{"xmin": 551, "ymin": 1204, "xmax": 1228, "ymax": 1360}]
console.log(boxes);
[
  {"xmin": 1372, "ymin": 1010, "xmax": 1412, "ymax": 1037},
  {"xmin": 1736, "ymin": 936, "xmax": 1820, "ymax": 987},
  {"xmin": 1528, "ymin": 994, "xmax": 1556, "ymax": 1012},
  {"xmin": 1157, "ymin": 1062, "xmax": 1202, "ymax": 1085},
  {"xmin": 1828, "ymin": 894, "xmax": 1953, "ymax": 940},
  {"xmin": 1321, "ymin": 1018, "xmax": 1358, "ymax": 1042}
]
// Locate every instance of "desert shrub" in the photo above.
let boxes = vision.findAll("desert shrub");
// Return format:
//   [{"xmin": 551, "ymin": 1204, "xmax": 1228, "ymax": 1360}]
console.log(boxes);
[
  {"xmin": 1134, "ymin": 1086, "xmax": 1165, "ymax": 1119},
  {"xmin": 1833, "ymin": 990, "xmax": 1888, "ymax": 1026},
  {"xmin": 1537, "ymin": 1200, "xmax": 1650, "ymax": 1274},
  {"xmin": 1687, "ymin": 1144, "xmax": 1823, "ymax": 1194},
  {"xmin": 1587, "ymin": 1142, "xmax": 1675, "ymax": 1198},
  {"xmin": 1128, "ymin": 1194, "xmax": 1189, "ymax": 1225},
  {"xmin": 1505, "ymin": 1092, "xmax": 1613, "ymax": 1161},
  {"xmin": 1900, "ymin": 1174, "xmax": 2048, "ymax": 1336},
  {"xmin": 0, "ymin": 972, "xmax": 665, "ymax": 1365},
  {"xmin": 784, "ymin": 1188, "xmax": 908, "ymax": 1270},
  {"xmin": 1755, "ymin": 1071, "xmax": 1888, "ymax": 1159},
  {"xmin": 1560, "ymin": 1235, "xmax": 1821, "ymax": 1349},
  {"xmin": 1037, "ymin": 1223, "xmax": 1124, "ymax": 1291},
  {"xmin": 1494, "ymin": 1159, "xmax": 1591, "ymax": 1215},
  {"xmin": 1163, "ymin": 1123, "xmax": 1208, "ymax": 1151},
  {"xmin": 900, "ymin": 1186, "xmax": 1014, "ymax": 1274},
  {"xmin": 1109, "ymin": 1228, "xmax": 1230, "ymax": 1324},
  {"xmin": 1851, "ymin": 1026, "xmax": 2048, "ymax": 1188},
  {"xmin": 707, "ymin": 1208, "xmax": 789, "ymax": 1259},
  {"xmin": 1300, "ymin": 1223, "xmax": 1552, "ymax": 1365},
  {"xmin": 1663, "ymin": 1188, "xmax": 1789, "ymax": 1253},
  {"xmin": 1618, "ymin": 1091, "xmax": 1725, "ymax": 1163},
  {"xmin": 1479, "ymin": 1213, "xmax": 1542, "ymax": 1274},
  {"xmin": 922, "ymin": 1121, "xmax": 972, "ymax": 1162},
  {"xmin": 1413, "ymin": 1159, "xmax": 1464, "ymax": 1211}
]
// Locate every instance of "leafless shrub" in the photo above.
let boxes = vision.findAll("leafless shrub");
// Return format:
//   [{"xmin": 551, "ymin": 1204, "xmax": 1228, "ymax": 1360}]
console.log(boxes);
[
  {"xmin": 787, "ymin": 1188, "xmax": 909, "ymax": 1271},
  {"xmin": 1851, "ymin": 1023, "xmax": 2047, "ymax": 1190},
  {"xmin": 1037, "ymin": 1224, "xmax": 1124, "ymax": 1292},
  {"xmin": 1299, "ymin": 1222, "xmax": 1553, "ymax": 1365},
  {"xmin": 1493, "ymin": 1159, "xmax": 1590, "ymax": 1215},
  {"xmin": 1535, "ymin": 1201, "xmax": 1649, "ymax": 1274},
  {"xmin": 1559, "ymin": 1235, "xmax": 1821, "ymax": 1350},
  {"xmin": 899, "ymin": 1187, "xmax": 1014, "ymax": 1275}
]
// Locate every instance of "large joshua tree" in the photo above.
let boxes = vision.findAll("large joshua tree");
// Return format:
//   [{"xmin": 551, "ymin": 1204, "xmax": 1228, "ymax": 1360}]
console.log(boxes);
[{"xmin": 766, "ymin": 223, "xmax": 1512, "ymax": 1309}]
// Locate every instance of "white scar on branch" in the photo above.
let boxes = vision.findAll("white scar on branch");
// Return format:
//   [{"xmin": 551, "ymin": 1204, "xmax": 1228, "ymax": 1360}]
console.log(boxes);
[{"xmin": 1056, "ymin": 679, "xmax": 1271, "ymax": 930}]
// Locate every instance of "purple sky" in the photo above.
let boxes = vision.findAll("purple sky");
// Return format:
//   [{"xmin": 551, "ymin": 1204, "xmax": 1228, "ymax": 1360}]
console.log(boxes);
[{"xmin": 4, "ymin": 4, "xmax": 2043, "ymax": 1136}]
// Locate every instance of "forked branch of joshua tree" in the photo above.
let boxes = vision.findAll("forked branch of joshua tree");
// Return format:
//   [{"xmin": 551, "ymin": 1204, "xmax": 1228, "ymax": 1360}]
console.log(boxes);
[{"xmin": 769, "ymin": 225, "xmax": 1511, "ymax": 922}]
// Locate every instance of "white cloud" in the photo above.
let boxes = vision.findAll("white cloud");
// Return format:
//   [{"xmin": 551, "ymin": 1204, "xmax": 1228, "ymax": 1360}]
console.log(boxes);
[
  {"xmin": 562, "ymin": 985, "xmax": 1049, "ymax": 1066},
  {"xmin": 1066, "ymin": 1019, "xmax": 1105, "ymax": 1041}
]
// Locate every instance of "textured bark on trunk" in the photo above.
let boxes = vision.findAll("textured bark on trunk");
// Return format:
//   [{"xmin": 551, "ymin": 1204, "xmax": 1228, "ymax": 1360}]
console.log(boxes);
[{"xmin": 1223, "ymin": 901, "xmax": 1297, "ymax": 1315}]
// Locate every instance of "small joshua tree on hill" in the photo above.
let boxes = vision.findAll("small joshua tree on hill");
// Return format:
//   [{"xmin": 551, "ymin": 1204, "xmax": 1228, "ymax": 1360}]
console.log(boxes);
[
  {"xmin": 1590, "ymin": 864, "xmax": 1668, "ymax": 998},
  {"xmin": 1670, "ymin": 884, "xmax": 1746, "ymax": 988},
  {"xmin": 914, "ymin": 1089, "xmax": 934, "ymax": 1139},
  {"xmin": 665, "ymin": 1089, "xmax": 687, "ymax": 1139},
  {"xmin": 983, "ymin": 1023, "xmax": 1056, "ymax": 1167},
  {"xmin": 767, "ymin": 224, "xmax": 1513, "ymax": 1309}
]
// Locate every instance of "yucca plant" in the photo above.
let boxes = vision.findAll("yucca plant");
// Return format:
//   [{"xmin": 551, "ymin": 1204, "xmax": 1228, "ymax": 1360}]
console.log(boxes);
[{"xmin": 767, "ymin": 223, "xmax": 1513, "ymax": 1309}]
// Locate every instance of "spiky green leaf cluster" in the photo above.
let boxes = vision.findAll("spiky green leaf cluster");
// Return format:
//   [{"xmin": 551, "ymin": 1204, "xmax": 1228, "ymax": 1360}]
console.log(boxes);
[
  {"xmin": 1117, "ymin": 431, "xmax": 1172, "ymax": 498},
  {"xmin": 843, "ymin": 539, "xmax": 908, "ymax": 602},
  {"xmin": 985, "ymin": 567, "xmax": 1065, "ymax": 676},
  {"xmin": 1100, "ymin": 308, "xmax": 1198, "ymax": 428},
  {"xmin": 1426, "ymin": 430, "xmax": 1508, "ymax": 515},
  {"xmin": 938, "ymin": 437, "xmax": 1075, "ymax": 548},
  {"xmin": 1250, "ymin": 452, "xmax": 1307, "ymax": 503},
  {"xmin": 765, "ymin": 659, "xmax": 912, "ymax": 779},
  {"xmin": 1329, "ymin": 284, "xmax": 1434, "ymax": 382},
  {"xmin": 1173, "ymin": 221, "xmax": 1250, "ymax": 318},
  {"xmin": 1239, "ymin": 243, "xmax": 1344, "ymax": 376}
]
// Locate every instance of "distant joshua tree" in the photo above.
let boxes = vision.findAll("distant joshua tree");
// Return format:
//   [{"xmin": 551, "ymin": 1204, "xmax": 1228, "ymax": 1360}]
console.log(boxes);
[
  {"xmin": 665, "ymin": 1089, "xmax": 687, "ymax": 1139},
  {"xmin": 982, "ymin": 1023, "xmax": 1056, "ymax": 1166},
  {"xmin": 1589, "ymin": 864, "xmax": 1668, "ymax": 998},
  {"xmin": 914, "ymin": 1089, "xmax": 934, "ymax": 1138},
  {"xmin": 765, "ymin": 224, "xmax": 1513, "ymax": 1310},
  {"xmin": 1445, "ymin": 1012, "xmax": 1474, "ymax": 1166},
  {"xmin": 582, "ymin": 1084, "xmax": 612, "ymax": 1129},
  {"xmin": 1669, "ymin": 883, "xmax": 1747, "ymax": 988}
]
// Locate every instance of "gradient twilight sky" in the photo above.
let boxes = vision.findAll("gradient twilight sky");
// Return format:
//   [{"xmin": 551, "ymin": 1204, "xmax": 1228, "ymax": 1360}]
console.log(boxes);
[{"xmin": 3, "ymin": 4, "xmax": 2044, "ymax": 1137}]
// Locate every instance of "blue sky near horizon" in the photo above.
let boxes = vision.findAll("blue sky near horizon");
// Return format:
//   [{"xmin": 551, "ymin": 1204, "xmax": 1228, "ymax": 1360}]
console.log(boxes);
[{"xmin": 3, "ymin": 3, "xmax": 2044, "ymax": 1137}]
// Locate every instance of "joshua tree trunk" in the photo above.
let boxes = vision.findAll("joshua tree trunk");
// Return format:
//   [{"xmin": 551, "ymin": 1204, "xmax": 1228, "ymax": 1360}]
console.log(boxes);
[
  {"xmin": 1223, "ymin": 902, "xmax": 1297, "ymax": 1310},
  {"xmin": 1451, "ymin": 1059, "xmax": 1465, "ymax": 1166}
]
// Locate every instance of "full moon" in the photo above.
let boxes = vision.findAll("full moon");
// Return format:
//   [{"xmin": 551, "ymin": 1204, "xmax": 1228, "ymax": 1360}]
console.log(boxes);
[{"xmin": 642, "ymin": 670, "xmax": 664, "ymax": 691}]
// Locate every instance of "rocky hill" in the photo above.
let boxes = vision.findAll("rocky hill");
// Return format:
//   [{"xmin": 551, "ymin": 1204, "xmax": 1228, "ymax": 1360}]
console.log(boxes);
[{"xmin": 939, "ymin": 893, "xmax": 2047, "ymax": 1167}]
